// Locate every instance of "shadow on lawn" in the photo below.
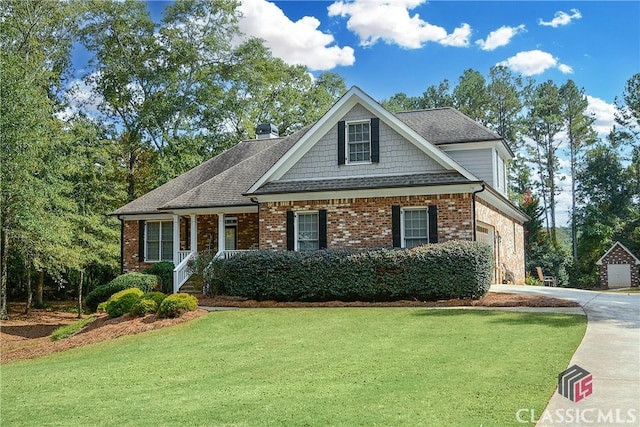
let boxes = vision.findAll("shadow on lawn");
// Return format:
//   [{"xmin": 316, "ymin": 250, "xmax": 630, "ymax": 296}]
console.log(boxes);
[{"xmin": 411, "ymin": 309, "xmax": 586, "ymax": 327}]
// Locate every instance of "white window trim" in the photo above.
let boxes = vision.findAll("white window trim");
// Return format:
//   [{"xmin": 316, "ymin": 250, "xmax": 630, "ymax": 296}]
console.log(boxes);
[
  {"xmin": 294, "ymin": 211, "xmax": 319, "ymax": 251},
  {"xmin": 145, "ymin": 220, "xmax": 173, "ymax": 263},
  {"xmin": 345, "ymin": 119, "xmax": 372, "ymax": 165},
  {"xmin": 400, "ymin": 207, "xmax": 429, "ymax": 249}
]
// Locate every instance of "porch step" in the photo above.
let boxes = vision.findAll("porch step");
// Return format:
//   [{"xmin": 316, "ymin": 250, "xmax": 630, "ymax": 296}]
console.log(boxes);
[{"xmin": 179, "ymin": 274, "xmax": 204, "ymax": 295}]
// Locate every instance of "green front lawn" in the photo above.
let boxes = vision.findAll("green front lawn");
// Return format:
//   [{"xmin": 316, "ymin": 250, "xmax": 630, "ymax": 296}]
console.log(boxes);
[{"xmin": 1, "ymin": 308, "xmax": 585, "ymax": 426}]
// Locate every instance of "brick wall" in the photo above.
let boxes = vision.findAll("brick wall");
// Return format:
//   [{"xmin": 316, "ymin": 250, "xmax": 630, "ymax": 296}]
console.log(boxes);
[
  {"xmin": 599, "ymin": 244, "xmax": 640, "ymax": 288},
  {"xmin": 475, "ymin": 199, "xmax": 525, "ymax": 284},
  {"xmin": 237, "ymin": 213, "xmax": 259, "ymax": 249},
  {"xmin": 259, "ymin": 194, "xmax": 473, "ymax": 250},
  {"xmin": 122, "ymin": 220, "xmax": 155, "ymax": 273}
]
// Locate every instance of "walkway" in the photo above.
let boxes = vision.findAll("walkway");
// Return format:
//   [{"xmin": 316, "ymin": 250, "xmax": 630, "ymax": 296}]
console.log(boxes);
[{"xmin": 491, "ymin": 285, "xmax": 640, "ymax": 426}]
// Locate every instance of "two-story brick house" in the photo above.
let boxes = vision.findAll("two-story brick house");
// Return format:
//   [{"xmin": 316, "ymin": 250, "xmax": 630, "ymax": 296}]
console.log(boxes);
[{"xmin": 113, "ymin": 87, "xmax": 528, "ymax": 292}]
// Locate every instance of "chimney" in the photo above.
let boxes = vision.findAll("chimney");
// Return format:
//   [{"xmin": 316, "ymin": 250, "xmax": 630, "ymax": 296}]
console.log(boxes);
[{"xmin": 256, "ymin": 123, "xmax": 279, "ymax": 139}]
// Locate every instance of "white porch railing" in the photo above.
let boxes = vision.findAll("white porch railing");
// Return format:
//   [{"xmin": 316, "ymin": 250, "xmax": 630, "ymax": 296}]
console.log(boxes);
[
  {"xmin": 214, "ymin": 249, "xmax": 255, "ymax": 260},
  {"xmin": 173, "ymin": 250, "xmax": 196, "ymax": 293}
]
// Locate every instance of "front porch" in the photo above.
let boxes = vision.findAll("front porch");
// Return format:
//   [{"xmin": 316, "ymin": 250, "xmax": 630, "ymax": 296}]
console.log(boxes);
[{"xmin": 121, "ymin": 208, "xmax": 259, "ymax": 293}]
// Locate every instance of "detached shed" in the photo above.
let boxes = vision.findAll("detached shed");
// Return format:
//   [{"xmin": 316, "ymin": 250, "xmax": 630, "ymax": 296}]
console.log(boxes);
[{"xmin": 596, "ymin": 242, "xmax": 640, "ymax": 289}]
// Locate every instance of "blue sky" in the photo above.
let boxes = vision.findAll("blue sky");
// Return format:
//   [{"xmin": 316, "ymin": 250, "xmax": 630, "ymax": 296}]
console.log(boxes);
[{"xmin": 73, "ymin": 1, "xmax": 640, "ymax": 225}]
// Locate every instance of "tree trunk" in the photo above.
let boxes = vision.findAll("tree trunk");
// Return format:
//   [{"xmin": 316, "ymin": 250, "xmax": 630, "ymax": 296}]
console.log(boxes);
[
  {"xmin": 0, "ymin": 224, "xmax": 9, "ymax": 320},
  {"xmin": 77, "ymin": 269, "xmax": 83, "ymax": 318},
  {"xmin": 570, "ymin": 143, "xmax": 578, "ymax": 262},
  {"xmin": 24, "ymin": 268, "xmax": 32, "ymax": 314},
  {"xmin": 35, "ymin": 270, "xmax": 44, "ymax": 308}
]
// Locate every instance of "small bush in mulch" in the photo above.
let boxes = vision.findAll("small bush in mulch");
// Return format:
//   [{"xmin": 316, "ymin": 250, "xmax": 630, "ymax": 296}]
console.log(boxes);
[
  {"xmin": 142, "ymin": 262, "xmax": 174, "ymax": 295},
  {"xmin": 141, "ymin": 291, "xmax": 167, "ymax": 307},
  {"xmin": 158, "ymin": 293, "xmax": 198, "ymax": 318},
  {"xmin": 130, "ymin": 299, "xmax": 158, "ymax": 317},
  {"xmin": 85, "ymin": 273, "xmax": 159, "ymax": 312},
  {"xmin": 106, "ymin": 288, "xmax": 144, "ymax": 318}
]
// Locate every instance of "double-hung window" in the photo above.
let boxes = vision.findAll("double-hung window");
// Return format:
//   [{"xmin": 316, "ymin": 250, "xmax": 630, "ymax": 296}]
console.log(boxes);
[
  {"xmin": 347, "ymin": 121, "xmax": 371, "ymax": 163},
  {"xmin": 402, "ymin": 208, "xmax": 428, "ymax": 249},
  {"xmin": 145, "ymin": 221, "xmax": 173, "ymax": 262},
  {"xmin": 296, "ymin": 212, "xmax": 319, "ymax": 251}
]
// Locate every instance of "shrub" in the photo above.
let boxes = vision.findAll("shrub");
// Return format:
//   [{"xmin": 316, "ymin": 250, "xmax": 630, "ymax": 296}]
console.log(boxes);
[
  {"xmin": 206, "ymin": 241, "xmax": 493, "ymax": 302},
  {"xmin": 130, "ymin": 299, "xmax": 158, "ymax": 317},
  {"xmin": 158, "ymin": 293, "xmax": 198, "ymax": 318},
  {"xmin": 97, "ymin": 301, "xmax": 108, "ymax": 312},
  {"xmin": 105, "ymin": 288, "xmax": 144, "ymax": 318},
  {"xmin": 51, "ymin": 316, "xmax": 97, "ymax": 341},
  {"xmin": 142, "ymin": 291, "xmax": 167, "ymax": 306},
  {"xmin": 142, "ymin": 262, "xmax": 174, "ymax": 294},
  {"xmin": 524, "ymin": 273, "xmax": 543, "ymax": 286},
  {"xmin": 85, "ymin": 273, "xmax": 159, "ymax": 312}
]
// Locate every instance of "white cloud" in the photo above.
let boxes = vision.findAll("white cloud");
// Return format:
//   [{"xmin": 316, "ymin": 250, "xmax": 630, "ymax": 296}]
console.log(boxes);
[
  {"xmin": 327, "ymin": 0, "xmax": 471, "ymax": 49},
  {"xmin": 498, "ymin": 50, "xmax": 571, "ymax": 76},
  {"xmin": 238, "ymin": 0, "xmax": 355, "ymax": 70},
  {"xmin": 56, "ymin": 76, "xmax": 103, "ymax": 121},
  {"xmin": 475, "ymin": 24, "xmax": 525, "ymax": 51},
  {"xmin": 557, "ymin": 63, "xmax": 573, "ymax": 74},
  {"xmin": 587, "ymin": 95, "xmax": 617, "ymax": 136},
  {"xmin": 538, "ymin": 9, "xmax": 582, "ymax": 28}
]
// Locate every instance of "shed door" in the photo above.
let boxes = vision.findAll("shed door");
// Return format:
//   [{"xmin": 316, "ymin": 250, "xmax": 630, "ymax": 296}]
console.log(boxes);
[{"xmin": 608, "ymin": 264, "xmax": 631, "ymax": 288}]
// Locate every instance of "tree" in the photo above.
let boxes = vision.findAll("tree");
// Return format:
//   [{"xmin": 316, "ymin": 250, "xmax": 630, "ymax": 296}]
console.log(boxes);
[
  {"xmin": 418, "ymin": 79, "xmax": 453, "ymax": 109},
  {"xmin": 453, "ymin": 69, "xmax": 489, "ymax": 124},
  {"xmin": 559, "ymin": 80, "xmax": 597, "ymax": 263},
  {"xmin": 486, "ymin": 65, "xmax": 524, "ymax": 148},
  {"xmin": 524, "ymin": 80, "xmax": 564, "ymax": 245},
  {"xmin": 0, "ymin": 0, "xmax": 79, "ymax": 318}
]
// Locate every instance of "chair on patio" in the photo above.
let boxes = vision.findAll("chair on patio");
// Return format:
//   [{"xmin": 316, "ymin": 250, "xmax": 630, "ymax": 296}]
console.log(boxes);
[{"xmin": 536, "ymin": 267, "xmax": 557, "ymax": 287}]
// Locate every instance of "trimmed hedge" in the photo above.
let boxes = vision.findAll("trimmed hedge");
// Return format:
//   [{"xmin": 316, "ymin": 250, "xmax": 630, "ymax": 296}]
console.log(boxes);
[
  {"xmin": 106, "ymin": 288, "xmax": 144, "ymax": 318},
  {"xmin": 207, "ymin": 241, "xmax": 493, "ymax": 301},
  {"xmin": 142, "ymin": 262, "xmax": 174, "ymax": 294},
  {"xmin": 85, "ymin": 273, "xmax": 159, "ymax": 312},
  {"xmin": 158, "ymin": 293, "xmax": 198, "ymax": 318}
]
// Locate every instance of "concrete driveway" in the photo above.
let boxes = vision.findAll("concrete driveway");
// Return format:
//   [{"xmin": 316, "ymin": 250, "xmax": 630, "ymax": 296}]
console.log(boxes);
[{"xmin": 491, "ymin": 285, "xmax": 640, "ymax": 426}]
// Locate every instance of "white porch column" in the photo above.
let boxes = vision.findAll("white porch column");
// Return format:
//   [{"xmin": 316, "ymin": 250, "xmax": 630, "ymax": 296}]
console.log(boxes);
[
  {"xmin": 173, "ymin": 214, "xmax": 180, "ymax": 265},
  {"xmin": 218, "ymin": 213, "xmax": 225, "ymax": 253},
  {"xmin": 190, "ymin": 214, "xmax": 197, "ymax": 253}
]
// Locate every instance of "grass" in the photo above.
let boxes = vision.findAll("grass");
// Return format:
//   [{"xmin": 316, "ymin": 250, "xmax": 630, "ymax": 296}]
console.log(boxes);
[
  {"xmin": 50, "ymin": 315, "xmax": 97, "ymax": 341},
  {"xmin": 1, "ymin": 308, "xmax": 586, "ymax": 426}
]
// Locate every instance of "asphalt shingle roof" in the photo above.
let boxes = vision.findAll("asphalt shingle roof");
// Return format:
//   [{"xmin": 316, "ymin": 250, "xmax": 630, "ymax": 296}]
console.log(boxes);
[
  {"xmin": 112, "ymin": 129, "xmax": 308, "ymax": 215},
  {"xmin": 114, "ymin": 106, "xmax": 509, "ymax": 215},
  {"xmin": 396, "ymin": 108, "xmax": 502, "ymax": 144},
  {"xmin": 252, "ymin": 172, "xmax": 474, "ymax": 195}
]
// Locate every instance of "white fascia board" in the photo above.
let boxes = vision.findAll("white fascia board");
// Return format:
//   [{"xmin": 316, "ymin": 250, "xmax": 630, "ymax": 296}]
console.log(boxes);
[
  {"xmin": 439, "ymin": 140, "xmax": 513, "ymax": 160},
  {"xmin": 253, "ymin": 183, "xmax": 484, "ymax": 203},
  {"xmin": 476, "ymin": 190, "xmax": 529, "ymax": 224},
  {"xmin": 247, "ymin": 86, "xmax": 478, "ymax": 194}
]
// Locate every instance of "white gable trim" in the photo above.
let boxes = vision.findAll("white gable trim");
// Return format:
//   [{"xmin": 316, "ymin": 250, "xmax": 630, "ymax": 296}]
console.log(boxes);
[
  {"xmin": 439, "ymin": 140, "xmax": 512, "ymax": 160},
  {"xmin": 247, "ymin": 86, "xmax": 478, "ymax": 194},
  {"xmin": 596, "ymin": 241, "xmax": 640, "ymax": 265}
]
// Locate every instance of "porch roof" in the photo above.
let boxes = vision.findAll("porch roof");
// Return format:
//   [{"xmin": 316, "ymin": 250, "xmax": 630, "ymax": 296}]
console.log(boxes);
[{"xmin": 250, "ymin": 172, "xmax": 472, "ymax": 195}]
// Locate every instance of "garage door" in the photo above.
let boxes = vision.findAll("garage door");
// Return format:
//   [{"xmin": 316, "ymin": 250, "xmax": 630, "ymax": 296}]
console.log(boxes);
[{"xmin": 608, "ymin": 264, "xmax": 631, "ymax": 288}]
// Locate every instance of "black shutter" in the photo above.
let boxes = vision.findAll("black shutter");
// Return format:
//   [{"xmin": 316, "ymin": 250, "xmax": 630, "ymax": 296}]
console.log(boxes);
[
  {"xmin": 428, "ymin": 205, "xmax": 438, "ymax": 243},
  {"xmin": 392, "ymin": 205, "xmax": 401, "ymax": 248},
  {"xmin": 286, "ymin": 210, "xmax": 295, "ymax": 251},
  {"xmin": 318, "ymin": 210, "xmax": 327, "ymax": 250},
  {"xmin": 338, "ymin": 120, "xmax": 345, "ymax": 165},
  {"xmin": 138, "ymin": 220, "xmax": 145, "ymax": 262},
  {"xmin": 370, "ymin": 118, "xmax": 379, "ymax": 163}
]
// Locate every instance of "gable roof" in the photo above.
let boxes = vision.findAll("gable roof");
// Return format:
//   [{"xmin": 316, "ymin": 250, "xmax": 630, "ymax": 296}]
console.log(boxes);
[
  {"xmin": 112, "ymin": 130, "xmax": 307, "ymax": 215},
  {"xmin": 596, "ymin": 241, "xmax": 640, "ymax": 265},
  {"xmin": 246, "ymin": 87, "xmax": 480, "ymax": 194}
]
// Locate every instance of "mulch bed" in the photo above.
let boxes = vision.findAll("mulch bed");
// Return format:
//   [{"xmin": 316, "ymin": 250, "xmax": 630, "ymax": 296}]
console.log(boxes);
[{"xmin": 1, "ymin": 292, "xmax": 579, "ymax": 364}]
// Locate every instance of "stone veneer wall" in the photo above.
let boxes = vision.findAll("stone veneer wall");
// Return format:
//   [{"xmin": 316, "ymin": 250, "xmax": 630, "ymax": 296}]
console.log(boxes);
[
  {"xmin": 259, "ymin": 194, "xmax": 473, "ymax": 250},
  {"xmin": 598, "ymin": 244, "xmax": 639, "ymax": 288},
  {"xmin": 475, "ymin": 199, "xmax": 525, "ymax": 284}
]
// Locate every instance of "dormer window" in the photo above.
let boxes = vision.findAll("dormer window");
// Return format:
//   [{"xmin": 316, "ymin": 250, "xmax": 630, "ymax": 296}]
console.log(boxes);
[{"xmin": 347, "ymin": 121, "xmax": 371, "ymax": 163}]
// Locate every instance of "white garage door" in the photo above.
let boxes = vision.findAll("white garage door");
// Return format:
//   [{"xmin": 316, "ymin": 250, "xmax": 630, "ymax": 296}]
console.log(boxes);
[{"xmin": 608, "ymin": 264, "xmax": 632, "ymax": 288}]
